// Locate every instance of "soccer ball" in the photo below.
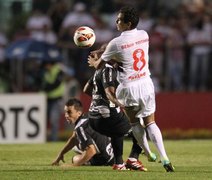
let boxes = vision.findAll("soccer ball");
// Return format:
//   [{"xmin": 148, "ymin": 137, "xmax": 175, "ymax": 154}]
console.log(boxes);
[{"xmin": 73, "ymin": 26, "xmax": 96, "ymax": 48}]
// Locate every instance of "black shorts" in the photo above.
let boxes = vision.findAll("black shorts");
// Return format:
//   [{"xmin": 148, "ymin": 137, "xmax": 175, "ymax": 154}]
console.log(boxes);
[
  {"xmin": 89, "ymin": 156, "xmax": 114, "ymax": 166},
  {"xmin": 89, "ymin": 110, "xmax": 131, "ymax": 138}
]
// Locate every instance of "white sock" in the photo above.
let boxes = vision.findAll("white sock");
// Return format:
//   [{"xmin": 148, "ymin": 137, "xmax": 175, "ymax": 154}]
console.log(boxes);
[
  {"xmin": 128, "ymin": 157, "xmax": 137, "ymax": 161},
  {"xmin": 131, "ymin": 122, "xmax": 152, "ymax": 157},
  {"xmin": 146, "ymin": 122, "xmax": 169, "ymax": 161}
]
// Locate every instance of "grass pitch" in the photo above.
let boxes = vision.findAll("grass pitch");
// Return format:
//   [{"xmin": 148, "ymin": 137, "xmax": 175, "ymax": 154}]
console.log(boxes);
[{"xmin": 0, "ymin": 139, "xmax": 212, "ymax": 180}]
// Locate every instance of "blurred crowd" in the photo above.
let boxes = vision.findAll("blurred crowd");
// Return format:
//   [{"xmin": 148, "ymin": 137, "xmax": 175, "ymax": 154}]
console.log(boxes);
[{"xmin": 0, "ymin": 0, "xmax": 212, "ymax": 93}]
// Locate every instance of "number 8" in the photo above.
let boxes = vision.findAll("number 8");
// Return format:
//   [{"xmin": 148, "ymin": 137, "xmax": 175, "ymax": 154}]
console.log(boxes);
[{"xmin": 133, "ymin": 49, "xmax": 146, "ymax": 71}]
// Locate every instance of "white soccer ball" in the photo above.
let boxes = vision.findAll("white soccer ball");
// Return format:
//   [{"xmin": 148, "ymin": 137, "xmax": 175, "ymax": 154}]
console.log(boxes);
[{"xmin": 73, "ymin": 26, "xmax": 96, "ymax": 48}]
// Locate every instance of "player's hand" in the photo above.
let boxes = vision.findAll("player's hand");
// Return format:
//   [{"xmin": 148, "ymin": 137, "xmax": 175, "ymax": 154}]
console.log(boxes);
[
  {"xmin": 88, "ymin": 54, "xmax": 98, "ymax": 67},
  {"xmin": 51, "ymin": 154, "xmax": 65, "ymax": 166},
  {"xmin": 90, "ymin": 49, "xmax": 103, "ymax": 58}
]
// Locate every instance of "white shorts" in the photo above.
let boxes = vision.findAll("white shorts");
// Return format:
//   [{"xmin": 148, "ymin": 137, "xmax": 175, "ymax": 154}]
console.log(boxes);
[{"xmin": 116, "ymin": 76, "xmax": 156, "ymax": 118}]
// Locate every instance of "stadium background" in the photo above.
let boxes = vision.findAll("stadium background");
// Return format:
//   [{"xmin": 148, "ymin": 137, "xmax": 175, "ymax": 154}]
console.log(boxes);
[{"xmin": 0, "ymin": 0, "xmax": 211, "ymax": 142}]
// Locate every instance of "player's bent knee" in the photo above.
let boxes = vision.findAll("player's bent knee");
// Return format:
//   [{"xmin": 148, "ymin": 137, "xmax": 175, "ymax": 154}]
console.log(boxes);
[{"xmin": 72, "ymin": 154, "xmax": 91, "ymax": 166}]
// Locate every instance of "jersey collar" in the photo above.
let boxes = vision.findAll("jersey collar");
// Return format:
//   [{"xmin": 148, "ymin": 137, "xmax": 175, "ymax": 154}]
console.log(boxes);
[{"xmin": 121, "ymin": 28, "xmax": 137, "ymax": 36}]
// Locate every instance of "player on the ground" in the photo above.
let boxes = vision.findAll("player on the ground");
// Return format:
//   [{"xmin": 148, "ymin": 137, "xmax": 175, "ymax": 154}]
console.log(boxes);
[
  {"xmin": 88, "ymin": 6, "xmax": 174, "ymax": 172},
  {"xmin": 52, "ymin": 98, "xmax": 114, "ymax": 166}
]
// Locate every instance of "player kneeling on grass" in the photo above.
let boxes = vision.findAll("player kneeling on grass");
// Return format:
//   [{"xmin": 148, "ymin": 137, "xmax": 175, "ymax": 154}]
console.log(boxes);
[{"xmin": 52, "ymin": 98, "xmax": 114, "ymax": 166}]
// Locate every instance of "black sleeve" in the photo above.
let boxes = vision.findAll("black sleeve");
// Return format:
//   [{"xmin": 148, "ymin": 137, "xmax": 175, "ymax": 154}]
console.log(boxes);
[
  {"xmin": 101, "ymin": 67, "xmax": 117, "ymax": 89},
  {"xmin": 75, "ymin": 125, "xmax": 94, "ymax": 151}
]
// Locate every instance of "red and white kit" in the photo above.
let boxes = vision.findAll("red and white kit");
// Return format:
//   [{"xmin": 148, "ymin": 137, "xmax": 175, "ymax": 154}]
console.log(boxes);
[{"xmin": 101, "ymin": 28, "xmax": 155, "ymax": 117}]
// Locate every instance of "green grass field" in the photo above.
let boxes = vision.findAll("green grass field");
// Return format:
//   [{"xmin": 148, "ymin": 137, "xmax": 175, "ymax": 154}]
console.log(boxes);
[{"xmin": 0, "ymin": 139, "xmax": 212, "ymax": 180}]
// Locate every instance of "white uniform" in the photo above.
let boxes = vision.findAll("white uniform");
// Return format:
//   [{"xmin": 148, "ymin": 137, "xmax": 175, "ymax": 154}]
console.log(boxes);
[{"xmin": 101, "ymin": 28, "xmax": 155, "ymax": 117}]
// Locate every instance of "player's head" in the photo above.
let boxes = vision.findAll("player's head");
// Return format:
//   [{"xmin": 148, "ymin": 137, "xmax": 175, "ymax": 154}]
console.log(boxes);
[
  {"xmin": 64, "ymin": 98, "xmax": 83, "ymax": 124},
  {"xmin": 116, "ymin": 6, "xmax": 139, "ymax": 31}
]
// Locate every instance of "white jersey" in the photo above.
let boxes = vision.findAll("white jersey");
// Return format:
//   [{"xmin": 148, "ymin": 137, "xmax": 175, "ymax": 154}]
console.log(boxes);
[{"xmin": 101, "ymin": 28, "xmax": 151, "ymax": 84}]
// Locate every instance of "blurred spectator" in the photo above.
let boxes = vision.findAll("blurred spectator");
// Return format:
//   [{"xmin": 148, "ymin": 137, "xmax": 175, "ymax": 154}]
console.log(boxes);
[
  {"xmin": 0, "ymin": 75, "xmax": 9, "ymax": 93},
  {"xmin": 60, "ymin": 64, "xmax": 81, "ymax": 100},
  {"xmin": 58, "ymin": 2, "xmax": 97, "ymax": 84},
  {"xmin": 165, "ymin": 16, "xmax": 186, "ymax": 91},
  {"xmin": 60, "ymin": 63, "xmax": 81, "ymax": 131},
  {"xmin": 32, "ymin": 0, "xmax": 51, "ymax": 13},
  {"xmin": 149, "ymin": 23, "xmax": 166, "ymax": 90},
  {"xmin": 95, "ymin": 0, "xmax": 116, "ymax": 14},
  {"xmin": 187, "ymin": 17, "xmax": 212, "ymax": 91},
  {"xmin": 94, "ymin": 17, "xmax": 115, "ymax": 48},
  {"xmin": 155, "ymin": 15, "xmax": 170, "ymax": 37},
  {"xmin": 137, "ymin": 11, "xmax": 155, "ymax": 32},
  {"xmin": 0, "ymin": 31, "xmax": 9, "ymax": 93},
  {"xmin": 0, "ymin": 61, "xmax": 10, "ymax": 93},
  {"xmin": 202, "ymin": 13, "xmax": 212, "ymax": 33},
  {"xmin": 0, "ymin": 31, "xmax": 8, "ymax": 62},
  {"xmin": 23, "ymin": 60, "xmax": 43, "ymax": 92},
  {"xmin": 41, "ymin": 61, "xmax": 65, "ymax": 141},
  {"xmin": 59, "ymin": 2, "xmax": 96, "ymax": 38},
  {"xmin": 181, "ymin": 0, "xmax": 205, "ymax": 14},
  {"xmin": 1, "ymin": 0, "xmax": 212, "ymax": 93},
  {"xmin": 47, "ymin": 0, "xmax": 69, "ymax": 35},
  {"xmin": 26, "ymin": 9, "xmax": 57, "ymax": 44}
]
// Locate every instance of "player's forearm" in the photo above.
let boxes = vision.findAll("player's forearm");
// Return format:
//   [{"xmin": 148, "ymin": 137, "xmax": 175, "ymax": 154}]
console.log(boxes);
[
  {"xmin": 73, "ymin": 145, "xmax": 96, "ymax": 166},
  {"xmin": 107, "ymin": 93, "xmax": 124, "ymax": 107},
  {"xmin": 105, "ymin": 87, "xmax": 124, "ymax": 108},
  {"xmin": 60, "ymin": 135, "xmax": 78, "ymax": 156}
]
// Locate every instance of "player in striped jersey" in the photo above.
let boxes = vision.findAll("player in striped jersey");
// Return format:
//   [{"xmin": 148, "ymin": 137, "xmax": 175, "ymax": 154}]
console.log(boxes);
[
  {"xmin": 88, "ymin": 6, "xmax": 174, "ymax": 172},
  {"xmin": 52, "ymin": 98, "xmax": 114, "ymax": 166},
  {"xmin": 84, "ymin": 60, "xmax": 155, "ymax": 170}
]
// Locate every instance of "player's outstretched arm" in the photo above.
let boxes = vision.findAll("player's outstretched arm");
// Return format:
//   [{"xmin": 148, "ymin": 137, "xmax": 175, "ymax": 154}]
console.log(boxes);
[
  {"xmin": 51, "ymin": 133, "xmax": 78, "ymax": 166},
  {"xmin": 52, "ymin": 153, "xmax": 65, "ymax": 166}
]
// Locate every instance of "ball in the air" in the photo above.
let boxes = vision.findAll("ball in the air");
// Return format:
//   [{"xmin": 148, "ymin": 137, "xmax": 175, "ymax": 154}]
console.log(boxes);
[{"xmin": 73, "ymin": 26, "xmax": 96, "ymax": 48}]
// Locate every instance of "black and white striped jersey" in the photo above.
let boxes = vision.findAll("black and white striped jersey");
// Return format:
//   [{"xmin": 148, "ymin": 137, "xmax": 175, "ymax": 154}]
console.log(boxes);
[
  {"xmin": 74, "ymin": 115, "xmax": 114, "ymax": 165},
  {"xmin": 88, "ymin": 64, "xmax": 120, "ymax": 119}
]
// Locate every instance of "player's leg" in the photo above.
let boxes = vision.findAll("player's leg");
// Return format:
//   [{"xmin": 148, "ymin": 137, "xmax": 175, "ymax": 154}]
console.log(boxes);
[
  {"xmin": 72, "ymin": 153, "xmax": 91, "ymax": 166},
  {"xmin": 111, "ymin": 136, "xmax": 124, "ymax": 164},
  {"xmin": 124, "ymin": 107, "xmax": 156, "ymax": 161},
  {"xmin": 127, "ymin": 130, "xmax": 142, "ymax": 160},
  {"xmin": 89, "ymin": 116, "xmax": 128, "ymax": 170},
  {"xmin": 125, "ymin": 131, "xmax": 147, "ymax": 171},
  {"xmin": 139, "ymin": 78, "xmax": 174, "ymax": 172},
  {"xmin": 111, "ymin": 136, "xmax": 128, "ymax": 170},
  {"xmin": 143, "ymin": 114, "xmax": 174, "ymax": 172}
]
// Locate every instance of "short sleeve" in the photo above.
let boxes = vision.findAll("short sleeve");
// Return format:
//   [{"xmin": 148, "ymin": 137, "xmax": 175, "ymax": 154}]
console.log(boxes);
[
  {"xmin": 101, "ymin": 39, "xmax": 118, "ymax": 62},
  {"xmin": 76, "ymin": 126, "xmax": 94, "ymax": 151},
  {"xmin": 101, "ymin": 66, "xmax": 117, "ymax": 89}
]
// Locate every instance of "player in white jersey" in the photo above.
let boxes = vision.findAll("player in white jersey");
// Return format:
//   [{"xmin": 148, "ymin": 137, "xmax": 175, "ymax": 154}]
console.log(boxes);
[{"xmin": 88, "ymin": 6, "xmax": 174, "ymax": 172}]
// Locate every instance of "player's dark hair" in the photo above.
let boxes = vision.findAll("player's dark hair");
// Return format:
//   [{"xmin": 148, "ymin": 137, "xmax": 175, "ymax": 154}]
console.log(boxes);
[
  {"xmin": 119, "ymin": 6, "xmax": 139, "ymax": 29},
  {"xmin": 65, "ymin": 98, "xmax": 83, "ymax": 112}
]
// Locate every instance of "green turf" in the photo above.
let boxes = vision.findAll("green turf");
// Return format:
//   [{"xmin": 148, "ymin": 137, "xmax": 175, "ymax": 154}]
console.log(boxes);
[{"xmin": 0, "ymin": 140, "xmax": 212, "ymax": 180}]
